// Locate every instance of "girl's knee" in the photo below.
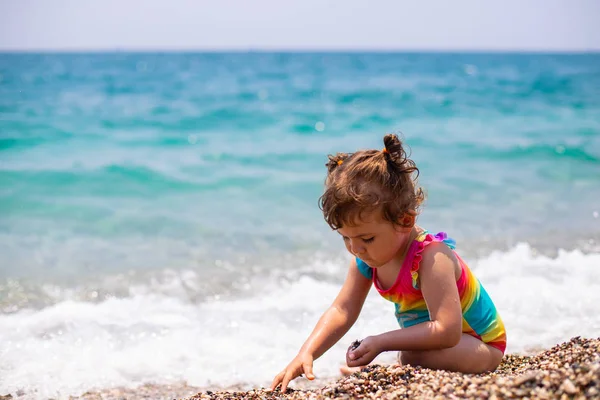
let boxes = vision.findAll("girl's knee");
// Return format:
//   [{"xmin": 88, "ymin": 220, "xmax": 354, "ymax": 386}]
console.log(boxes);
[
  {"xmin": 486, "ymin": 347, "xmax": 504, "ymax": 372},
  {"xmin": 398, "ymin": 350, "xmax": 423, "ymax": 366}
]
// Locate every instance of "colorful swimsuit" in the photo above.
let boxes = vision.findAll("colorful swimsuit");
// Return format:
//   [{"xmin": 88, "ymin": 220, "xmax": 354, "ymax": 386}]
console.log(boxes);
[{"xmin": 356, "ymin": 231, "xmax": 507, "ymax": 354}]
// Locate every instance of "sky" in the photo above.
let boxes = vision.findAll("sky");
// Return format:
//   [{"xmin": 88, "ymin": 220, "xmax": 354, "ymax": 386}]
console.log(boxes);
[{"xmin": 0, "ymin": 0, "xmax": 599, "ymax": 51}]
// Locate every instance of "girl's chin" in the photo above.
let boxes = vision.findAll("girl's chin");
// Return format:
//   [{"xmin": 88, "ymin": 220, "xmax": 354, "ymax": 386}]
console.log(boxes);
[{"xmin": 363, "ymin": 259, "xmax": 380, "ymax": 267}]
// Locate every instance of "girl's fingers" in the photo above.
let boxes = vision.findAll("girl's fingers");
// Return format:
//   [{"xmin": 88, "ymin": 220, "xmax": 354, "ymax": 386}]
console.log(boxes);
[
  {"xmin": 280, "ymin": 371, "xmax": 294, "ymax": 393},
  {"xmin": 270, "ymin": 371, "xmax": 284, "ymax": 391},
  {"xmin": 303, "ymin": 363, "xmax": 315, "ymax": 380},
  {"xmin": 347, "ymin": 350, "xmax": 372, "ymax": 367},
  {"xmin": 349, "ymin": 344, "xmax": 367, "ymax": 361}
]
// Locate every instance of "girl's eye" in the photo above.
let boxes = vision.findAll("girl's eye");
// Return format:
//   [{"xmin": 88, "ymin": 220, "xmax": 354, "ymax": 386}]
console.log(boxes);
[
  {"xmin": 342, "ymin": 236, "xmax": 349, "ymax": 242},
  {"xmin": 363, "ymin": 237, "xmax": 374, "ymax": 243}
]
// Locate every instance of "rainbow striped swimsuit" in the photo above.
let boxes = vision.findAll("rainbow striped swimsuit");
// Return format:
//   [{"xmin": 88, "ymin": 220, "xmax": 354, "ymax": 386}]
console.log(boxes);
[{"xmin": 356, "ymin": 231, "xmax": 507, "ymax": 354}]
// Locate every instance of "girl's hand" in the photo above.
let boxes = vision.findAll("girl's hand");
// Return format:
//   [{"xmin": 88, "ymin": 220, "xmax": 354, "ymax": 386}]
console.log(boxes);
[
  {"xmin": 346, "ymin": 336, "xmax": 381, "ymax": 367},
  {"xmin": 270, "ymin": 352, "xmax": 315, "ymax": 393}
]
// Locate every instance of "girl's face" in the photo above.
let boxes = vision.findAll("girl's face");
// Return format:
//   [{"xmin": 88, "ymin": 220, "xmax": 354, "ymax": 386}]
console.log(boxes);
[{"xmin": 337, "ymin": 209, "xmax": 412, "ymax": 268}]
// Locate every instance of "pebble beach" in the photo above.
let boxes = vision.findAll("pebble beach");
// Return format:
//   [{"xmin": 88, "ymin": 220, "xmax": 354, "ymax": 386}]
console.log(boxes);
[{"xmin": 53, "ymin": 336, "xmax": 599, "ymax": 400}]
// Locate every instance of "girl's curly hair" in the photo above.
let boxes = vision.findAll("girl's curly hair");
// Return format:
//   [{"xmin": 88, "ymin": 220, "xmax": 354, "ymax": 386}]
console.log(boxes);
[{"xmin": 319, "ymin": 133, "xmax": 425, "ymax": 229}]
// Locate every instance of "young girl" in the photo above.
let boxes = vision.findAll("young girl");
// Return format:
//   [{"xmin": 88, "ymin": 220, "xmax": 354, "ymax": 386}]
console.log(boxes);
[{"xmin": 271, "ymin": 133, "xmax": 507, "ymax": 392}]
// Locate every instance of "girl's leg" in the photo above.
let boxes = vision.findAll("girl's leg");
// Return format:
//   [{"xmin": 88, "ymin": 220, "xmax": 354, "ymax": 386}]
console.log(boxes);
[{"xmin": 399, "ymin": 333, "xmax": 503, "ymax": 374}]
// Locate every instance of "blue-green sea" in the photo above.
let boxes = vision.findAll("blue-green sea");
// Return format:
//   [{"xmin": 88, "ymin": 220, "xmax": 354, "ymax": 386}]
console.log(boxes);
[{"xmin": 1, "ymin": 52, "xmax": 599, "ymax": 398}]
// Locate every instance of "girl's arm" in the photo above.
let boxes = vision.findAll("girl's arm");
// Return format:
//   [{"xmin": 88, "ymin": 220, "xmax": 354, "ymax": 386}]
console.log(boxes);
[
  {"xmin": 347, "ymin": 242, "xmax": 463, "ymax": 366},
  {"xmin": 271, "ymin": 259, "xmax": 372, "ymax": 392}
]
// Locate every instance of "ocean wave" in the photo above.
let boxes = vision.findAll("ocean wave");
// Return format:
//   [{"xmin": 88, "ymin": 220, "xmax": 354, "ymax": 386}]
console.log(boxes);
[
  {"xmin": 464, "ymin": 142, "xmax": 600, "ymax": 164},
  {"xmin": 0, "ymin": 166, "xmax": 199, "ymax": 196},
  {"xmin": 0, "ymin": 243, "xmax": 598, "ymax": 398}
]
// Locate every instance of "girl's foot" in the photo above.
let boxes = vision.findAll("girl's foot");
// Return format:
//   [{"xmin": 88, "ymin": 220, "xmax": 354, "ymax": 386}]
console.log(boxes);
[{"xmin": 339, "ymin": 365, "xmax": 362, "ymax": 375}]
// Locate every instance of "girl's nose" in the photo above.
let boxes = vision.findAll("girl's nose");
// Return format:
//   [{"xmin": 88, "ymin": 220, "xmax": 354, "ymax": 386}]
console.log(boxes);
[{"xmin": 350, "ymin": 239, "xmax": 365, "ymax": 255}]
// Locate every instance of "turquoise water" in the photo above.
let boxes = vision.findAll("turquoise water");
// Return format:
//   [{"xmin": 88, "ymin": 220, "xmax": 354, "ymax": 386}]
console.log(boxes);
[
  {"xmin": 2, "ymin": 53, "xmax": 599, "ymax": 281},
  {"xmin": 1, "ymin": 52, "xmax": 600, "ymax": 397}
]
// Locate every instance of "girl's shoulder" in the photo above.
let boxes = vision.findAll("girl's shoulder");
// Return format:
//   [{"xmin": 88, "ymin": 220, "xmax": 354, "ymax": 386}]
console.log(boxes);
[
  {"xmin": 414, "ymin": 231, "xmax": 458, "ymax": 262},
  {"xmin": 411, "ymin": 230, "xmax": 461, "ymax": 287}
]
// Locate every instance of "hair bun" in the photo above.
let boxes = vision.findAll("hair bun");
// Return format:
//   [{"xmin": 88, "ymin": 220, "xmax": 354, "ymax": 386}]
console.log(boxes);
[{"xmin": 383, "ymin": 133, "xmax": 417, "ymax": 175}]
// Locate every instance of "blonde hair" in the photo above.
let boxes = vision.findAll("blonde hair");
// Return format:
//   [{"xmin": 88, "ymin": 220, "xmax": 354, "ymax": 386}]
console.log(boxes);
[{"xmin": 319, "ymin": 133, "xmax": 425, "ymax": 229}]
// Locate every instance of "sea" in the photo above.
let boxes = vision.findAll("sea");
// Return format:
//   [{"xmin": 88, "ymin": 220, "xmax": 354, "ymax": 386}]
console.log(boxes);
[{"xmin": 0, "ymin": 52, "xmax": 599, "ymax": 399}]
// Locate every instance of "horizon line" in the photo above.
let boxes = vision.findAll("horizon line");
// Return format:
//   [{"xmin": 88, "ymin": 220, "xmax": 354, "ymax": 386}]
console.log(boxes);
[{"xmin": 1, "ymin": 47, "xmax": 599, "ymax": 55}]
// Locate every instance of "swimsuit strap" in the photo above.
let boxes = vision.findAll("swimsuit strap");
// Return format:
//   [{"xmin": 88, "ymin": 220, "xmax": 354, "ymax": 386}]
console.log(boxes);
[{"xmin": 410, "ymin": 231, "xmax": 456, "ymax": 289}]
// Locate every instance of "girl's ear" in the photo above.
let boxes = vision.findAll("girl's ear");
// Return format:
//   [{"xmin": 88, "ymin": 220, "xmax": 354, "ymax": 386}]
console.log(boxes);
[{"xmin": 398, "ymin": 213, "xmax": 416, "ymax": 228}]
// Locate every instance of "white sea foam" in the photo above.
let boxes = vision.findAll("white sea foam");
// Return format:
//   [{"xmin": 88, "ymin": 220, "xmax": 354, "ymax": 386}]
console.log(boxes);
[{"xmin": 1, "ymin": 243, "xmax": 599, "ymax": 399}]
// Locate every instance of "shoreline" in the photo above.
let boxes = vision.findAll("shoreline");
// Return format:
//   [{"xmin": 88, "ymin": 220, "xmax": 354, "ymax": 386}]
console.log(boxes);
[{"xmin": 43, "ymin": 336, "xmax": 599, "ymax": 400}]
